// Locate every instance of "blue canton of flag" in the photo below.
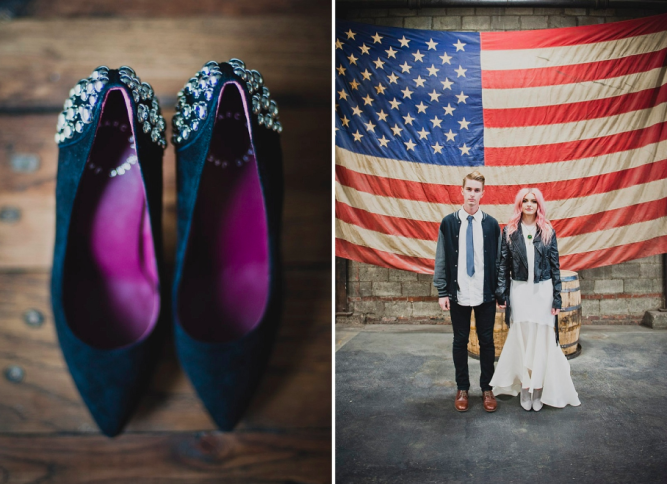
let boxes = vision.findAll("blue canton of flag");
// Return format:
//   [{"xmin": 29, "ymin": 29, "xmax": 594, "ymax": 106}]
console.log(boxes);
[{"xmin": 335, "ymin": 21, "xmax": 484, "ymax": 167}]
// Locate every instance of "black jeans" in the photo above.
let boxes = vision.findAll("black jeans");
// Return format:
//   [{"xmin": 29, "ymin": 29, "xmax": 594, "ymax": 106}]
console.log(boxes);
[{"xmin": 450, "ymin": 300, "xmax": 496, "ymax": 391}]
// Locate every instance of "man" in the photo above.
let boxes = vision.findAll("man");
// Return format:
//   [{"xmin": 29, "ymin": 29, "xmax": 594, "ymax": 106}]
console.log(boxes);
[{"xmin": 433, "ymin": 171, "xmax": 501, "ymax": 412}]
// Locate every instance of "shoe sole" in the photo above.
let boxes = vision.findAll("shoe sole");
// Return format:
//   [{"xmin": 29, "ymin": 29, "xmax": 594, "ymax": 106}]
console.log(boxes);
[{"xmin": 455, "ymin": 404, "xmax": 469, "ymax": 412}]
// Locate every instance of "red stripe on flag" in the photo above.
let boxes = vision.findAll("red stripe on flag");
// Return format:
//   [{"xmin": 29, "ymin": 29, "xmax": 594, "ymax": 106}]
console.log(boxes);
[
  {"xmin": 560, "ymin": 234, "xmax": 667, "ymax": 272},
  {"xmin": 338, "ymin": 197, "xmax": 667, "ymax": 241},
  {"xmin": 485, "ymin": 121, "xmax": 667, "ymax": 165},
  {"xmin": 336, "ymin": 237, "xmax": 434, "ymax": 274},
  {"xmin": 552, "ymin": 198, "xmax": 667, "ymax": 238},
  {"xmin": 336, "ymin": 159, "xmax": 667, "ymax": 204},
  {"xmin": 337, "ymin": 201, "xmax": 439, "ymax": 241},
  {"xmin": 482, "ymin": 47, "xmax": 667, "ymax": 89},
  {"xmin": 481, "ymin": 13, "xmax": 667, "ymax": 50},
  {"xmin": 484, "ymin": 85, "xmax": 667, "ymax": 128}
]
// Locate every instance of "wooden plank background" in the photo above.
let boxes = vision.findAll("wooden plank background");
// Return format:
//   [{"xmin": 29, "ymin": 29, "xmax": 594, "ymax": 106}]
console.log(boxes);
[{"xmin": 0, "ymin": 1, "xmax": 332, "ymax": 482}]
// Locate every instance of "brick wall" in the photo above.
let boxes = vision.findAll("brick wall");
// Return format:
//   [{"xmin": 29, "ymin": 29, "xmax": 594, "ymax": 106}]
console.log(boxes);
[{"xmin": 336, "ymin": 4, "xmax": 666, "ymax": 325}]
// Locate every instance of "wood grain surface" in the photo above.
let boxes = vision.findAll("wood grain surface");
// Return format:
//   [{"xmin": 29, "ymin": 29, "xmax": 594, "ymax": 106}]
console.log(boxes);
[
  {"xmin": 0, "ymin": 17, "xmax": 330, "ymax": 110},
  {"xmin": 0, "ymin": 2, "xmax": 332, "ymax": 482}
]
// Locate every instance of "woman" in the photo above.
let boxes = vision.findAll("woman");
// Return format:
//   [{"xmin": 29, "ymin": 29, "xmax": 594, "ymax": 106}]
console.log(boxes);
[{"xmin": 490, "ymin": 188, "xmax": 580, "ymax": 411}]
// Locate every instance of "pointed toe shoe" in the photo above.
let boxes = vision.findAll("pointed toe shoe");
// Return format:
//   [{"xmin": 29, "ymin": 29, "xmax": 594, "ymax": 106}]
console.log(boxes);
[
  {"xmin": 51, "ymin": 66, "xmax": 167, "ymax": 436},
  {"xmin": 171, "ymin": 59, "xmax": 283, "ymax": 430}
]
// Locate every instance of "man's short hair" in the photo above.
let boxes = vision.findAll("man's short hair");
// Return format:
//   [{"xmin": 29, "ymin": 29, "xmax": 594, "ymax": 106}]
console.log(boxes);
[{"xmin": 463, "ymin": 170, "xmax": 485, "ymax": 188}]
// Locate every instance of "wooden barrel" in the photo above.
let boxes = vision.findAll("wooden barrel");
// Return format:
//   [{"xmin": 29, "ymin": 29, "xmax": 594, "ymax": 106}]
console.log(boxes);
[
  {"xmin": 468, "ymin": 270, "xmax": 582, "ymax": 360},
  {"xmin": 467, "ymin": 308, "xmax": 508, "ymax": 360},
  {"xmin": 558, "ymin": 270, "xmax": 582, "ymax": 358}
]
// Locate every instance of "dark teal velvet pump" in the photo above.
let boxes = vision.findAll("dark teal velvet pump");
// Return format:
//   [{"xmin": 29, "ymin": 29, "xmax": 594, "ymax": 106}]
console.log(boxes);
[
  {"xmin": 51, "ymin": 66, "xmax": 167, "ymax": 437},
  {"xmin": 171, "ymin": 60, "xmax": 283, "ymax": 430}
]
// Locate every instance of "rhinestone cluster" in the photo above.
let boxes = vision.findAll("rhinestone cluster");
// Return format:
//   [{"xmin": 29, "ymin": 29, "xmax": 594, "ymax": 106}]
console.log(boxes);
[
  {"xmin": 172, "ymin": 59, "xmax": 282, "ymax": 146},
  {"xmin": 55, "ymin": 66, "xmax": 110, "ymax": 144},
  {"xmin": 118, "ymin": 66, "xmax": 167, "ymax": 149}
]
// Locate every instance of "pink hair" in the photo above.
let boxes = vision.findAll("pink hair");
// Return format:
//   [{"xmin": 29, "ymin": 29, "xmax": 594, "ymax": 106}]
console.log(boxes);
[{"xmin": 505, "ymin": 188, "xmax": 553, "ymax": 245}]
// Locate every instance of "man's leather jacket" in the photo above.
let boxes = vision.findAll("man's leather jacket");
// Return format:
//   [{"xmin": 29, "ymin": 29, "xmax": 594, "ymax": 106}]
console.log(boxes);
[{"xmin": 495, "ymin": 224, "xmax": 562, "ymax": 310}]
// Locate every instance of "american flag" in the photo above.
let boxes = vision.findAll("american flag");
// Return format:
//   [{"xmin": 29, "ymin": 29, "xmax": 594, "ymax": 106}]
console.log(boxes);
[{"xmin": 335, "ymin": 15, "xmax": 667, "ymax": 274}]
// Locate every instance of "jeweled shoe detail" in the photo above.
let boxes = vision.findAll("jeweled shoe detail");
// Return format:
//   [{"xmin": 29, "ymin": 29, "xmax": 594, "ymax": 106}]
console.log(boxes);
[
  {"xmin": 55, "ymin": 66, "xmax": 168, "ymax": 149},
  {"xmin": 171, "ymin": 60, "xmax": 282, "ymax": 146},
  {"xmin": 118, "ymin": 66, "xmax": 167, "ymax": 149},
  {"xmin": 55, "ymin": 66, "xmax": 109, "ymax": 144}
]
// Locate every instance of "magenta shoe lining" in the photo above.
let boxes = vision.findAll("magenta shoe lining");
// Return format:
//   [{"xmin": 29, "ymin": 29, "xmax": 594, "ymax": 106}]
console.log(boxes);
[
  {"xmin": 63, "ymin": 88, "xmax": 160, "ymax": 350},
  {"xmin": 178, "ymin": 81, "xmax": 270, "ymax": 343}
]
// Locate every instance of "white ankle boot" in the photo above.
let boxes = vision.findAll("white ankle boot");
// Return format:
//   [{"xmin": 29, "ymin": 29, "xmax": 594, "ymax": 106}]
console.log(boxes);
[
  {"xmin": 520, "ymin": 388, "xmax": 532, "ymax": 411},
  {"xmin": 532, "ymin": 389, "xmax": 543, "ymax": 411}
]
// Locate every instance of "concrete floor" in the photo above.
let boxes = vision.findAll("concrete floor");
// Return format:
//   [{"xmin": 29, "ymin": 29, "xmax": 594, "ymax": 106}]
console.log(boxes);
[{"xmin": 336, "ymin": 325, "xmax": 667, "ymax": 483}]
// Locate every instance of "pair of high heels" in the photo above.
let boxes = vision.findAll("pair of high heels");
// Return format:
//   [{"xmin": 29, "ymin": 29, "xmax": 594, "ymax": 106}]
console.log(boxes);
[{"xmin": 51, "ymin": 61, "xmax": 283, "ymax": 437}]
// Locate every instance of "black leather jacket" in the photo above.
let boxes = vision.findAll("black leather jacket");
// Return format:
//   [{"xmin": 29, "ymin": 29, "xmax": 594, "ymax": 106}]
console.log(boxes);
[{"xmin": 495, "ymin": 224, "xmax": 562, "ymax": 310}]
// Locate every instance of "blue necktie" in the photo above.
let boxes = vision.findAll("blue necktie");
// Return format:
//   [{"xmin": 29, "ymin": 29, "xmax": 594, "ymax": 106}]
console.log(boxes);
[{"xmin": 466, "ymin": 215, "xmax": 475, "ymax": 277}]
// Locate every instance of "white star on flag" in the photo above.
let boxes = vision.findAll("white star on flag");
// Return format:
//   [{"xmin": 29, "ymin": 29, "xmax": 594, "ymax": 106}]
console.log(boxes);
[
  {"xmin": 428, "ymin": 90, "xmax": 441, "ymax": 102},
  {"xmin": 459, "ymin": 143, "xmax": 471, "ymax": 155},
  {"xmin": 444, "ymin": 129, "xmax": 457, "ymax": 141},
  {"xmin": 378, "ymin": 135, "xmax": 389, "ymax": 147},
  {"xmin": 372, "ymin": 32, "xmax": 383, "ymax": 44},
  {"xmin": 439, "ymin": 51, "xmax": 452, "ymax": 64},
  {"xmin": 374, "ymin": 58, "xmax": 385, "ymax": 69},
  {"xmin": 375, "ymin": 84, "xmax": 386, "ymax": 95},
  {"xmin": 400, "ymin": 61, "xmax": 412, "ymax": 73},
  {"xmin": 403, "ymin": 113, "xmax": 415, "ymax": 125},
  {"xmin": 404, "ymin": 139, "xmax": 416, "ymax": 151},
  {"xmin": 340, "ymin": 115, "xmax": 349, "ymax": 127},
  {"xmin": 385, "ymin": 46, "xmax": 397, "ymax": 58},
  {"xmin": 426, "ymin": 38, "xmax": 438, "ymax": 50},
  {"xmin": 398, "ymin": 36, "xmax": 410, "ymax": 47},
  {"xmin": 377, "ymin": 109, "xmax": 388, "ymax": 121},
  {"xmin": 338, "ymin": 89, "xmax": 348, "ymax": 101},
  {"xmin": 335, "ymin": 39, "xmax": 343, "ymax": 50},
  {"xmin": 453, "ymin": 39, "xmax": 466, "ymax": 51},
  {"xmin": 347, "ymin": 53, "xmax": 358, "ymax": 65},
  {"xmin": 415, "ymin": 102, "xmax": 428, "ymax": 113},
  {"xmin": 417, "ymin": 127, "xmax": 429, "ymax": 139},
  {"xmin": 362, "ymin": 94, "xmax": 374, "ymax": 105},
  {"xmin": 458, "ymin": 118, "xmax": 470, "ymax": 130},
  {"xmin": 387, "ymin": 72, "xmax": 399, "ymax": 84},
  {"xmin": 441, "ymin": 78, "xmax": 453, "ymax": 90},
  {"xmin": 364, "ymin": 120, "xmax": 376, "ymax": 132},
  {"xmin": 351, "ymin": 105, "xmax": 362, "ymax": 116},
  {"xmin": 455, "ymin": 65, "xmax": 467, "ymax": 77},
  {"xmin": 352, "ymin": 130, "xmax": 363, "ymax": 141},
  {"xmin": 361, "ymin": 69, "xmax": 372, "ymax": 80},
  {"xmin": 359, "ymin": 44, "xmax": 370, "ymax": 54},
  {"xmin": 432, "ymin": 141, "xmax": 443, "ymax": 153},
  {"xmin": 443, "ymin": 103, "xmax": 455, "ymax": 115},
  {"xmin": 391, "ymin": 124, "xmax": 403, "ymax": 136},
  {"xmin": 389, "ymin": 98, "xmax": 401, "ymax": 109},
  {"xmin": 427, "ymin": 64, "xmax": 440, "ymax": 76},
  {"xmin": 346, "ymin": 29, "xmax": 356, "ymax": 40},
  {"xmin": 412, "ymin": 50, "xmax": 425, "ymax": 62},
  {"xmin": 401, "ymin": 86, "xmax": 414, "ymax": 99},
  {"xmin": 413, "ymin": 75, "xmax": 426, "ymax": 87},
  {"xmin": 456, "ymin": 91, "xmax": 469, "ymax": 103},
  {"xmin": 430, "ymin": 116, "xmax": 442, "ymax": 128}
]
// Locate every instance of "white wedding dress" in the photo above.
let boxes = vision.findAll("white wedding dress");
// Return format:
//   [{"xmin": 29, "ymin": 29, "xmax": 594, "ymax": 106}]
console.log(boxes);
[{"xmin": 490, "ymin": 223, "xmax": 580, "ymax": 408}]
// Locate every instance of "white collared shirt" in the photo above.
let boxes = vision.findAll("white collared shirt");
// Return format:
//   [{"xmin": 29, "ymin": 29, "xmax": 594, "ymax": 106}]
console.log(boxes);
[{"xmin": 457, "ymin": 208, "xmax": 484, "ymax": 306}]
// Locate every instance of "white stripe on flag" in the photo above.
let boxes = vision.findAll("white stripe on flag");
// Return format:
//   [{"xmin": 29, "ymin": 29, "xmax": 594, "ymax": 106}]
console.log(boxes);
[
  {"xmin": 480, "ymin": 30, "xmax": 667, "ymax": 71},
  {"xmin": 482, "ymin": 67, "xmax": 667, "ymax": 109},
  {"xmin": 485, "ymin": 101, "xmax": 667, "ymax": 147},
  {"xmin": 335, "ymin": 143, "xmax": 667, "ymax": 185},
  {"xmin": 336, "ymin": 178, "xmax": 667, "ymax": 222}
]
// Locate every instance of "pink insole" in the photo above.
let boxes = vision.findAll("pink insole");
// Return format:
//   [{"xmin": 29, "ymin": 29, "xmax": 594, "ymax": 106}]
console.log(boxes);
[
  {"xmin": 178, "ymin": 82, "xmax": 270, "ymax": 343},
  {"xmin": 63, "ymin": 89, "xmax": 160, "ymax": 350}
]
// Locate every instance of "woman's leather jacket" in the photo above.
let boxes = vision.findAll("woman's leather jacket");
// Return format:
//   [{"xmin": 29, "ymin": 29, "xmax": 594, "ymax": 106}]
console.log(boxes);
[{"xmin": 495, "ymin": 224, "xmax": 562, "ymax": 310}]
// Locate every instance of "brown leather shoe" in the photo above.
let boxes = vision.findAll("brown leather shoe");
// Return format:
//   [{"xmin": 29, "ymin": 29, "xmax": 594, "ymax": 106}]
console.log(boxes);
[
  {"xmin": 482, "ymin": 390, "xmax": 497, "ymax": 412},
  {"xmin": 455, "ymin": 390, "xmax": 469, "ymax": 412}
]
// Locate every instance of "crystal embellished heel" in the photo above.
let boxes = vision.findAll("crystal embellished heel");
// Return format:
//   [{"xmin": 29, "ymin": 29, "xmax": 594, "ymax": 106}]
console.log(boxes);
[
  {"xmin": 171, "ymin": 60, "xmax": 283, "ymax": 430},
  {"xmin": 51, "ymin": 66, "xmax": 166, "ymax": 437}
]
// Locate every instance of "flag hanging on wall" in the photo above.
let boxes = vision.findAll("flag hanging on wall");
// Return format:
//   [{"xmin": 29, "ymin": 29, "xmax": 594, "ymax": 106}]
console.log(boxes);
[{"xmin": 335, "ymin": 14, "xmax": 667, "ymax": 274}]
